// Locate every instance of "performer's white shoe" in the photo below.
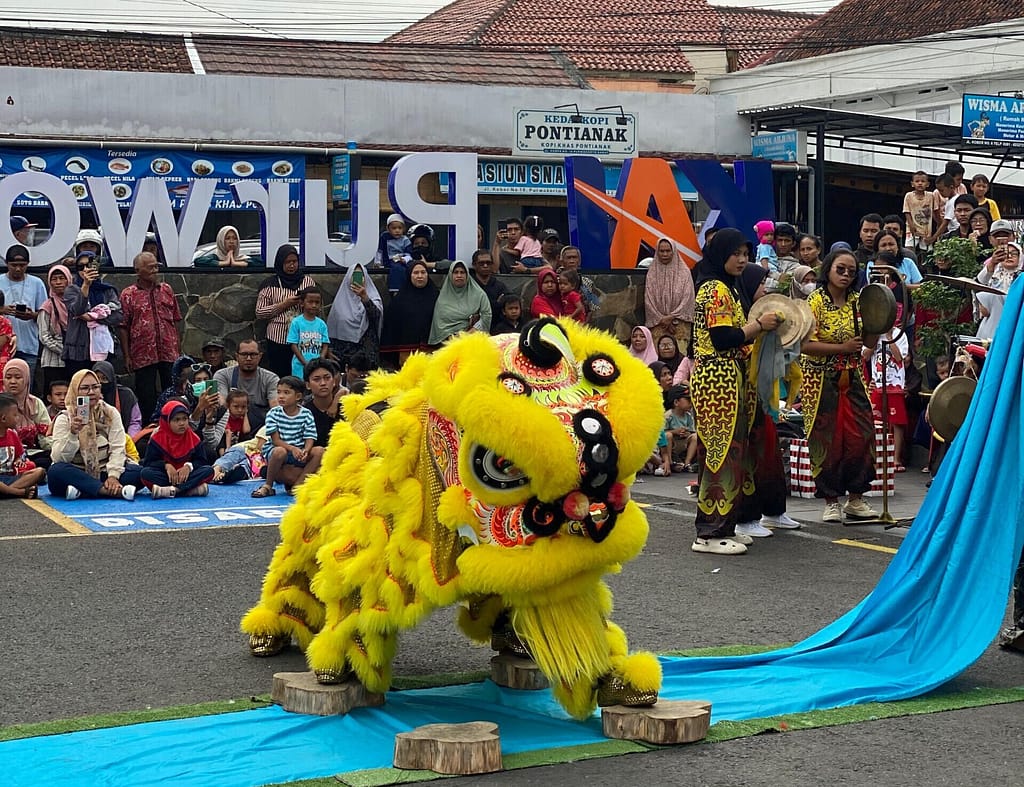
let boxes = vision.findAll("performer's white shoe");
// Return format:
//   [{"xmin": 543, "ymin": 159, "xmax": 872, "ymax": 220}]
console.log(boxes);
[
  {"xmin": 761, "ymin": 513, "xmax": 800, "ymax": 529},
  {"xmin": 736, "ymin": 520, "xmax": 774, "ymax": 538},
  {"xmin": 692, "ymin": 537, "xmax": 747, "ymax": 555},
  {"xmin": 730, "ymin": 532, "xmax": 754, "ymax": 545},
  {"xmin": 822, "ymin": 502, "xmax": 843, "ymax": 523}
]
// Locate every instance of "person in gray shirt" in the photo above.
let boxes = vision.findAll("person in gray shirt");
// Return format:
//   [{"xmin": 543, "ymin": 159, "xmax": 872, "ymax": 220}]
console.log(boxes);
[{"xmin": 213, "ymin": 338, "xmax": 278, "ymax": 429}]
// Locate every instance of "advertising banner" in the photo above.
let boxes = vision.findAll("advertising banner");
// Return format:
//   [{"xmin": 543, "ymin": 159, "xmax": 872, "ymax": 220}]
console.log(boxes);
[
  {"xmin": 0, "ymin": 148, "xmax": 304, "ymax": 210},
  {"xmin": 961, "ymin": 93, "xmax": 1024, "ymax": 143}
]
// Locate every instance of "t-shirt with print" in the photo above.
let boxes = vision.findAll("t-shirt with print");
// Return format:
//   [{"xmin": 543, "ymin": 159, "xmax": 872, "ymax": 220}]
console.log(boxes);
[
  {"xmin": 902, "ymin": 191, "xmax": 933, "ymax": 238},
  {"xmin": 0, "ymin": 427, "xmax": 25, "ymax": 474},
  {"xmin": 262, "ymin": 405, "xmax": 317, "ymax": 457},
  {"xmin": 871, "ymin": 331, "xmax": 909, "ymax": 389},
  {"xmin": 286, "ymin": 314, "xmax": 330, "ymax": 377}
]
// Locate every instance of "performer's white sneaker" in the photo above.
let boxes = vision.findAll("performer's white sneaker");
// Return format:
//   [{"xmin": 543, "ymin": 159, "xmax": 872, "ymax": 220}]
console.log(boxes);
[
  {"xmin": 843, "ymin": 499, "xmax": 879, "ymax": 520},
  {"xmin": 761, "ymin": 513, "xmax": 801, "ymax": 529},
  {"xmin": 736, "ymin": 520, "xmax": 774, "ymax": 538},
  {"xmin": 730, "ymin": 532, "xmax": 754, "ymax": 545},
  {"xmin": 692, "ymin": 537, "xmax": 747, "ymax": 555},
  {"xmin": 822, "ymin": 502, "xmax": 843, "ymax": 523}
]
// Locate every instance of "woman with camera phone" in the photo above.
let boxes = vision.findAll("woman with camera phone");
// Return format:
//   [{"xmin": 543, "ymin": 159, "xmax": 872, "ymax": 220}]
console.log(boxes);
[{"xmin": 63, "ymin": 251, "xmax": 121, "ymax": 379}]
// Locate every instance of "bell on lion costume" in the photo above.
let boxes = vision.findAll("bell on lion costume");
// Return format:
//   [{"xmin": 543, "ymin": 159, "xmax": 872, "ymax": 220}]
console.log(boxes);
[{"xmin": 241, "ymin": 318, "xmax": 666, "ymax": 719}]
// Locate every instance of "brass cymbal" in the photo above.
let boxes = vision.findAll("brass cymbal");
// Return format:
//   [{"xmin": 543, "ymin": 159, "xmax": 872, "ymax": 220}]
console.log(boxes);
[
  {"xmin": 749, "ymin": 294, "xmax": 810, "ymax": 348},
  {"xmin": 923, "ymin": 274, "xmax": 1006, "ymax": 296},
  {"xmin": 929, "ymin": 376, "xmax": 976, "ymax": 442}
]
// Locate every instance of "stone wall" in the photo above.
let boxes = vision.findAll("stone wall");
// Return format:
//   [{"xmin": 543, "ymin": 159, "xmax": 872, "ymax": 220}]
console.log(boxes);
[{"xmin": 99, "ymin": 271, "xmax": 649, "ymax": 358}]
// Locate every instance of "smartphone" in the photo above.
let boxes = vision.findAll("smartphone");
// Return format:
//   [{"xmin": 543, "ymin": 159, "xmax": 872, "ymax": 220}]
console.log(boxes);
[
  {"xmin": 15, "ymin": 304, "xmax": 27, "ymax": 313},
  {"xmin": 89, "ymin": 259, "xmax": 101, "ymax": 272},
  {"xmin": 498, "ymin": 220, "xmax": 508, "ymax": 231},
  {"xmin": 206, "ymin": 379, "xmax": 218, "ymax": 395},
  {"xmin": 352, "ymin": 268, "xmax": 364, "ymax": 287},
  {"xmin": 76, "ymin": 395, "xmax": 90, "ymax": 422}
]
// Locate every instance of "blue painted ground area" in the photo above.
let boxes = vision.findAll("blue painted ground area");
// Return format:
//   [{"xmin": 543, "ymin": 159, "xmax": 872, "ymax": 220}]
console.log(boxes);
[{"xmin": 39, "ymin": 480, "xmax": 288, "ymax": 532}]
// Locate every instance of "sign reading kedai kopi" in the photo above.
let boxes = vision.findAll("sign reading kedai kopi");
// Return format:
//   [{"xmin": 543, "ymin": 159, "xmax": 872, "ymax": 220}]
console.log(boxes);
[{"xmin": 514, "ymin": 109, "xmax": 638, "ymax": 158}]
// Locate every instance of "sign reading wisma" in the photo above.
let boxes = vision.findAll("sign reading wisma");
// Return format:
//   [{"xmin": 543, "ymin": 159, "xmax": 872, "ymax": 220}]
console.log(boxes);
[
  {"xmin": 514, "ymin": 109, "xmax": 637, "ymax": 158},
  {"xmin": 961, "ymin": 93, "xmax": 1024, "ymax": 143}
]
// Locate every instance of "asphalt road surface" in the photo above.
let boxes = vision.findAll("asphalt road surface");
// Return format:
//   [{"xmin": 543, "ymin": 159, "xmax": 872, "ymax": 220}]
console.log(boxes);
[{"xmin": 1, "ymin": 485, "xmax": 1021, "ymax": 786}]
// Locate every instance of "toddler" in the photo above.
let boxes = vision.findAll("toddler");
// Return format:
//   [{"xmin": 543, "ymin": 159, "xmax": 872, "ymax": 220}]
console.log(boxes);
[
  {"xmin": 516, "ymin": 215, "xmax": 544, "ymax": 269},
  {"xmin": 664, "ymin": 385, "xmax": 697, "ymax": 472},
  {"xmin": 0, "ymin": 392, "xmax": 45, "ymax": 498},
  {"xmin": 204, "ymin": 388, "xmax": 254, "ymax": 457},
  {"xmin": 141, "ymin": 401, "xmax": 216, "ymax": 498},
  {"xmin": 870, "ymin": 316, "xmax": 909, "ymax": 472},
  {"xmin": 558, "ymin": 269, "xmax": 586, "ymax": 322},
  {"xmin": 377, "ymin": 213, "xmax": 413, "ymax": 294},
  {"xmin": 754, "ymin": 220, "xmax": 777, "ymax": 273}
]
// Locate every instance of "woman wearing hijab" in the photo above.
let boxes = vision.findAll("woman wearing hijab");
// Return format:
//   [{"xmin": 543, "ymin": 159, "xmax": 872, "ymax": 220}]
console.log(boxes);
[
  {"xmin": 63, "ymin": 250, "xmax": 122, "ymax": 378},
  {"xmin": 645, "ymin": 237, "xmax": 696, "ymax": 353},
  {"xmin": 2, "ymin": 358, "xmax": 52, "ymax": 468},
  {"xmin": 976, "ymin": 240, "xmax": 1023, "ymax": 340},
  {"xmin": 328, "ymin": 263, "xmax": 384, "ymax": 367},
  {"xmin": 48, "ymin": 369, "xmax": 141, "ymax": 500},
  {"xmin": 140, "ymin": 401, "xmax": 216, "ymax": 499},
  {"xmin": 37, "ymin": 263, "xmax": 71, "ymax": 393},
  {"xmin": 428, "ymin": 261, "xmax": 491, "ymax": 346},
  {"xmin": 789, "ymin": 264, "xmax": 818, "ymax": 301},
  {"xmin": 690, "ymin": 228, "xmax": 781, "ymax": 556},
  {"xmin": 655, "ymin": 333, "xmax": 685, "ymax": 375},
  {"xmin": 530, "ymin": 267, "xmax": 564, "ymax": 319},
  {"xmin": 92, "ymin": 360, "xmax": 142, "ymax": 438},
  {"xmin": 255, "ymin": 244, "xmax": 316, "ymax": 378},
  {"xmin": 627, "ymin": 325, "xmax": 658, "ymax": 364},
  {"xmin": 380, "ymin": 260, "xmax": 439, "ymax": 366}
]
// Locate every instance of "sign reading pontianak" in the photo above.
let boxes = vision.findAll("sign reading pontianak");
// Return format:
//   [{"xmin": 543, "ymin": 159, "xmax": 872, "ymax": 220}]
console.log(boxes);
[{"xmin": 514, "ymin": 109, "xmax": 637, "ymax": 158}]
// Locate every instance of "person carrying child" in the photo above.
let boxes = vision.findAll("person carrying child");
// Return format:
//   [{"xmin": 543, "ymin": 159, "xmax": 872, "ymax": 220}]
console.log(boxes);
[
  {"xmin": 512, "ymin": 215, "xmax": 545, "ymax": 271},
  {"xmin": 377, "ymin": 213, "xmax": 413, "ymax": 295},
  {"xmin": 141, "ymin": 401, "xmax": 216, "ymax": 499},
  {"xmin": 251, "ymin": 375, "xmax": 323, "ymax": 498},
  {"xmin": 287, "ymin": 286, "xmax": 330, "ymax": 378},
  {"xmin": 0, "ymin": 392, "xmax": 46, "ymax": 498},
  {"xmin": 203, "ymin": 387, "xmax": 254, "ymax": 458}
]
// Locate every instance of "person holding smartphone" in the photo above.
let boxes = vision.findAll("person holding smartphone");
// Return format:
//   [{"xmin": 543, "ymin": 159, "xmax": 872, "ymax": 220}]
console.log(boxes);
[
  {"xmin": 64, "ymin": 250, "xmax": 122, "ymax": 381},
  {"xmin": 0, "ymin": 244, "xmax": 47, "ymax": 386},
  {"xmin": 326, "ymin": 263, "xmax": 383, "ymax": 370}
]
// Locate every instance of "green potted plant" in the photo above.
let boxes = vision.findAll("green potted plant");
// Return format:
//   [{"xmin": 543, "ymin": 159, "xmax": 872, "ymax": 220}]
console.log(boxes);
[{"xmin": 914, "ymin": 237, "xmax": 984, "ymax": 359}]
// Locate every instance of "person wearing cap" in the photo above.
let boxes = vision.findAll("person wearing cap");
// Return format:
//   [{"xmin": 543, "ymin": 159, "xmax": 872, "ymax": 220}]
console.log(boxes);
[
  {"xmin": 0, "ymin": 244, "xmax": 47, "ymax": 385},
  {"xmin": 10, "ymin": 216, "xmax": 37, "ymax": 246},
  {"xmin": 540, "ymin": 228, "xmax": 561, "ymax": 268},
  {"xmin": 201, "ymin": 338, "xmax": 233, "ymax": 374},
  {"xmin": 376, "ymin": 213, "xmax": 413, "ymax": 295}
]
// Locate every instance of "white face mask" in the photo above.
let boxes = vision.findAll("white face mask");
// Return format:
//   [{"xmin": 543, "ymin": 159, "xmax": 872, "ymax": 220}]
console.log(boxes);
[{"xmin": 800, "ymin": 282, "xmax": 817, "ymax": 295}]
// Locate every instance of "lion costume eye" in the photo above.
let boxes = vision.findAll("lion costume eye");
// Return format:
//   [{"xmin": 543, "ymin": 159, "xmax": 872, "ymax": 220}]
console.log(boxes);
[
  {"xmin": 498, "ymin": 372, "xmax": 532, "ymax": 397},
  {"xmin": 470, "ymin": 444, "xmax": 531, "ymax": 490}
]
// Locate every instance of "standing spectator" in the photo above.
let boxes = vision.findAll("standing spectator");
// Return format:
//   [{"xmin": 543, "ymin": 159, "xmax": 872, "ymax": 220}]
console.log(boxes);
[
  {"xmin": 902, "ymin": 171, "xmax": 934, "ymax": 254},
  {"xmin": 37, "ymin": 264, "xmax": 71, "ymax": 394},
  {"xmin": 287, "ymin": 286, "xmax": 330, "ymax": 377},
  {"xmin": 870, "ymin": 311, "xmax": 910, "ymax": 472},
  {"xmin": 0, "ymin": 244, "xmax": 47, "ymax": 384},
  {"xmin": 213, "ymin": 339, "xmax": 279, "ymax": 429},
  {"xmin": 380, "ymin": 260, "xmax": 439, "ymax": 365},
  {"xmin": 644, "ymin": 237, "xmax": 695, "ymax": 353},
  {"xmin": 941, "ymin": 195, "xmax": 978, "ymax": 241},
  {"xmin": 530, "ymin": 267, "xmax": 564, "ymax": 319},
  {"xmin": 428, "ymin": 261, "xmax": 491, "ymax": 344},
  {"xmin": 853, "ymin": 213, "xmax": 883, "ymax": 273},
  {"xmin": 492, "ymin": 217, "xmax": 523, "ymax": 274},
  {"xmin": 469, "ymin": 249, "xmax": 508, "ymax": 320},
  {"xmin": 201, "ymin": 337, "xmax": 231, "ymax": 374},
  {"xmin": 970, "ymin": 174, "xmax": 1001, "ymax": 220},
  {"xmin": 932, "ymin": 173, "xmax": 958, "ymax": 240},
  {"xmin": 63, "ymin": 250, "xmax": 121, "ymax": 379},
  {"xmin": 975, "ymin": 238, "xmax": 1022, "ymax": 341},
  {"xmin": 540, "ymin": 229, "xmax": 561, "ymax": 267},
  {"xmin": 882, "ymin": 214, "xmax": 918, "ymax": 264},
  {"xmin": 47, "ymin": 369, "xmax": 141, "ymax": 501},
  {"xmin": 255, "ymin": 244, "xmax": 315, "ymax": 379},
  {"xmin": 327, "ymin": 263, "xmax": 383, "ymax": 367},
  {"xmin": 797, "ymin": 234, "xmax": 823, "ymax": 271},
  {"xmin": 74, "ymin": 229, "xmax": 103, "ymax": 259},
  {"xmin": 377, "ymin": 214, "xmax": 414, "ymax": 295},
  {"xmin": 194, "ymin": 225, "xmax": 249, "ymax": 268},
  {"xmin": 9, "ymin": 216, "xmax": 36, "ymax": 246},
  {"xmin": 118, "ymin": 252, "xmax": 181, "ymax": 428}
]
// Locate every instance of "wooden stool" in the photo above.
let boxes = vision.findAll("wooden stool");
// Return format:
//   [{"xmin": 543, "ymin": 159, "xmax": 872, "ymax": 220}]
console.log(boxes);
[
  {"xmin": 490, "ymin": 653, "xmax": 549, "ymax": 691},
  {"xmin": 602, "ymin": 700, "xmax": 712, "ymax": 744},
  {"xmin": 271, "ymin": 671, "xmax": 384, "ymax": 716},
  {"xmin": 394, "ymin": 721, "xmax": 502, "ymax": 775}
]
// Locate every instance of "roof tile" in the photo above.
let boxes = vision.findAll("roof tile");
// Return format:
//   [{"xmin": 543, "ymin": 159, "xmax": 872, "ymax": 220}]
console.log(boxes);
[{"xmin": 0, "ymin": 27, "xmax": 192, "ymax": 72}]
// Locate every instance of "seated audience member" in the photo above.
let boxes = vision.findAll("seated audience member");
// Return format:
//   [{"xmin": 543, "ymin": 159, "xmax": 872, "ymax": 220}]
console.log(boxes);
[
  {"xmin": 152, "ymin": 356, "xmax": 215, "ymax": 425},
  {"xmin": 287, "ymin": 286, "xmax": 330, "ymax": 378},
  {"xmin": 201, "ymin": 338, "xmax": 232, "ymax": 374},
  {"xmin": 557, "ymin": 245, "xmax": 599, "ymax": 314},
  {"xmin": 141, "ymin": 401, "xmax": 216, "ymax": 499},
  {"xmin": 45, "ymin": 379, "xmax": 68, "ymax": 420},
  {"xmin": 251, "ymin": 376, "xmax": 324, "ymax": 498},
  {"xmin": 3, "ymin": 359, "xmax": 52, "ymax": 468},
  {"xmin": 649, "ymin": 361, "xmax": 674, "ymax": 395},
  {"xmin": 470, "ymin": 249, "xmax": 508, "ymax": 320},
  {"xmin": 530, "ymin": 267, "xmax": 565, "ymax": 319},
  {"xmin": 212, "ymin": 426, "xmax": 267, "ymax": 485},
  {"xmin": 92, "ymin": 360, "xmax": 142, "ymax": 438},
  {"xmin": 655, "ymin": 334, "xmax": 685, "ymax": 376},
  {"xmin": 213, "ymin": 339, "xmax": 279, "ymax": 429},
  {"xmin": 339, "ymin": 353, "xmax": 372, "ymax": 395},
  {"xmin": 0, "ymin": 392, "xmax": 46, "ymax": 498},
  {"xmin": 664, "ymin": 384, "xmax": 698, "ymax": 472},
  {"xmin": 48, "ymin": 369, "xmax": 141, "ymax": 501},
  {"xmin": 194, "ymin": 225, "xmax": 250, "ymax": 268},
  {"xmin": 202, "ymin": 387, "xmax": 254, "ymax": 458},
  {"xmin": 303, "ymin": 358, "xmax": 343, "ymax": 447},
  {"xmin": 628, "ymin": 325, "xmax": 658, "ymax": 364},
  {"xmin": 327, "ymin": 263, "xmax": 383, "ymax": 368},
  {"xmin": 428, "ymin": 261, "xmax": 491, "ymax": 345},
  {"xmin": 491, "ymin": 294, "xmax": 524, "ymax": 335},
  {"xmin": 558, "ymin": 269, "xmax": 586, "ymax": 322},
  {"xmin": 380, "ymin": 260, "xmax": 439, "ymax": 365}
]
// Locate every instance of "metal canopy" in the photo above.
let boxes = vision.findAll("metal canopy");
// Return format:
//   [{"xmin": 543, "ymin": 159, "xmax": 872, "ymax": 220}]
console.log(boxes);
[{"xmin": 741, "ymin": 105, "xmax": 1024, "ymax": 166}]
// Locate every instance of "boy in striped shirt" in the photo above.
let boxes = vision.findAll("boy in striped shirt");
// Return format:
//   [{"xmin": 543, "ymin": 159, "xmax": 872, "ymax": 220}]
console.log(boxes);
[{"xmin": 251, "ymin": 376, "xmax": 322, "ymax": 498}]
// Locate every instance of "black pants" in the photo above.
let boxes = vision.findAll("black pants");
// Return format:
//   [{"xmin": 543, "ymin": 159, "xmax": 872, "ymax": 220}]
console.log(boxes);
[
  {"xmin": 264, "ymin": 341, "xmax": 293, "ymax": 380},
  {"xmin": 135, "ymin": 362, "xmax": 172, "ymax": 426},
  {"xmin": 1014, "ymin": 553, "xmax": 1024, "ymax": 627}
]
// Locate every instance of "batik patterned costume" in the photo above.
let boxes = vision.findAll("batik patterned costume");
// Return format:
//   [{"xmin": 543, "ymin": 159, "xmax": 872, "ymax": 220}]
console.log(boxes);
[{"xmin": 800, "ymin": 289, "xmax": 875, "ymax": 499}]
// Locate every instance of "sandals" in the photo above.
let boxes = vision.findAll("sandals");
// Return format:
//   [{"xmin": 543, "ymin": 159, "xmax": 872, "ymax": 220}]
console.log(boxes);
[
  {"xmin": 251, "ymin": 485, "xmax": 276, "ymax": 498},
  {"xmin": 22, "ymin": 485, "xmax": 38, "ymax": 500}
]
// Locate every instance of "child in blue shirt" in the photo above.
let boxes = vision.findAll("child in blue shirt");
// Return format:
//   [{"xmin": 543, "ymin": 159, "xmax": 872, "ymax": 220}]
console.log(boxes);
[
  {"xmin": 377, "ymin": 213, "xmax": 413, "ymax": 294},
  {"xmin": 754, "ymin": 219, "xmax": 778, "ymax": 273},
  {"xmin": 287, "ymin": 286, "xmax": 330, "ymax": 377}
]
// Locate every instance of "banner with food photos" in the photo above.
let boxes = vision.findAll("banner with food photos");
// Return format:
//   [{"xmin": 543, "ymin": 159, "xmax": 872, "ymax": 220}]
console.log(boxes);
[{"xmin": 0, "ymin": 148, "xmax": 305, "ymax": 210}]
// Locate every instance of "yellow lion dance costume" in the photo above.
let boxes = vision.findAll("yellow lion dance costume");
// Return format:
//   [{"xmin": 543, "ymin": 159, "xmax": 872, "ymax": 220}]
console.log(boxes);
[{"xmin": 241, "ymin": 318, "xmax": 665, "ymax": 719}]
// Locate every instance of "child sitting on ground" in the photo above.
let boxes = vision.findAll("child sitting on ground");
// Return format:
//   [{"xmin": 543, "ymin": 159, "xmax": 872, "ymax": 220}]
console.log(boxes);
[
  {"xmin": 141, "ymin": 401, "xmax": 216, "ymax": 499},
  {"xmin": 558, "ymin": 269, "xmax": 586, "ymax": 323},
  {"xmin": 664, "ymin": 385, "xmax": 698, "ymax": 472},
  {"xmin": 287, "ymin": 286, "xmax": 330, "ymax": 377},
  {"xmin": 211, "ymin": 426, "xmax": 267, "ymax": 485},
  {"xmin": 251, "ymin": 376, "xmax": 323, "ymax": 498},
  {"xmin": 490, "ymin": 294, "xmax": 524, "ymax": 335},
  {"xmin": 203, "ymin": 388, "xmax": 254, "ymax": 458},
  {"xmin": 0, "ymin": 392, "xmax": 46, "ymax": 498},
  {"xmin": 45, "ymin": 379, "xmax": 68, "ymax": 421}
]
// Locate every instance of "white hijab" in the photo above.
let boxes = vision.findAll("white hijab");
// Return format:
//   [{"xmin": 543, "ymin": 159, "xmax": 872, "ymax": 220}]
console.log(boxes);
[{"xmin": 327, "ymin": 264, "xmax": 383, "ymax": 343}]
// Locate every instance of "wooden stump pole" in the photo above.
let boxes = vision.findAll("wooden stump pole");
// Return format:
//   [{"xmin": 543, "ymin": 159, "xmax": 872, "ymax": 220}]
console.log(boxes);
[
  {"xmin": 394, "ymin": 721, "xmax": 502, "ymax": 775},
  {"xmin": 489, "ymin": 653, "xmax": 549, "ymax": 691},
  {"xmin": 271, "ymin": 671, "xmax": 384, "ymax": 716},
  {"xmin": 602, "ymin": 700, "xmax": 712, "ymax": 745}
]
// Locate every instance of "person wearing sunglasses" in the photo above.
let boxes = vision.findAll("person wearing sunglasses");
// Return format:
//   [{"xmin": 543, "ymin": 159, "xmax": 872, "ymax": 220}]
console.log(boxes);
[
  {"xmin": 148, "ymin": 356, "xmax": 213, "ymax": 426},
  {"xmin": 799, "ymin": 249, "xmax": 881, "ymax": 524}
]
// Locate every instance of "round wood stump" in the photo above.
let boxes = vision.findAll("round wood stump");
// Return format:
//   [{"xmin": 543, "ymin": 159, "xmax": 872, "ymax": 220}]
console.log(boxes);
[
  {"xmin": 602, "ymin": 700, "xmax": 712, "ymax": 744},
  {"xmin": 393, "ymin": 721, "xmax": 502, "ymax": 775},
  {"xmin": 271, "ymin": 671, "xmax": 384, "ymax": 716},
  {"xmin": 490, "ymin": 653, "xmax": 549, "ymax": 691}
]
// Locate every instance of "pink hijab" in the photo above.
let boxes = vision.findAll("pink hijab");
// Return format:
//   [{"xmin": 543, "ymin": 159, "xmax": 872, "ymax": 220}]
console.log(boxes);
[
  {"xmin": 40, "ymin": 264, "xmax": 72, "ymax": 333},
  {"xmin": 628, "ymin": 325, "xmax": 658, "ymax": 364},
  {"xmin": 644, "ymin": 237, "xmax": 695, "ymax": 326}
]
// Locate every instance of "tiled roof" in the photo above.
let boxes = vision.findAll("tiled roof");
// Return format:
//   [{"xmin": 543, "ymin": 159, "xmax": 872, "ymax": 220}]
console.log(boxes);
[
  {"xmin": 763, "ymin": 0, "xmax": 1024, "ymax": 64},
  {"xmin": 0, "ymin": 27, "xmax": 192, "ymax": 72},
  {"xmin": 389, "ymin": 0, "xmax": 819, "ymax": 75},
  {"xmin": 194, "ymin": 36, "xmax": 587, "ymax": 87}
]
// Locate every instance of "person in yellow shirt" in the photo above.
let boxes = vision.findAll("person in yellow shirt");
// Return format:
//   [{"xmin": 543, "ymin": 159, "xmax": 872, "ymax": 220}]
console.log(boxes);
[{"xmin": 970, "ymin": 174, "xmax": 1001, "ymax": 220}]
